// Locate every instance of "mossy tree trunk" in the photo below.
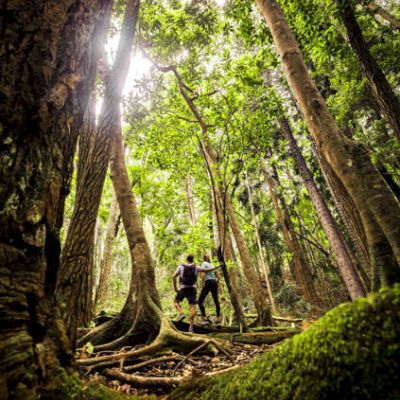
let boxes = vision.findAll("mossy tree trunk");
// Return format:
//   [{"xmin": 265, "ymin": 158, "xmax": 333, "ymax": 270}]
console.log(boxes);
[
  {"xmin": 0, "ymin": 0, "xmax": 110, "ymax": 397},
  {"xmin": 256, "ymin": 0, "xmax": 400, "ymax": 288},
  {"xmin": 56, "ymin": 0, "xmax": 140, "ymax": 344},
  {"xmin": 279, "ymin": 117, "xmax": 366, "ymax": 299}
]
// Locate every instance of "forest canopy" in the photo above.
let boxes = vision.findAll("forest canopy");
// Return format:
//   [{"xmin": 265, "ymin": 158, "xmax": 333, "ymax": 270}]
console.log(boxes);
[{"xmin": 1, "ymin": 0, "xmax": 400, "ymax": 399}]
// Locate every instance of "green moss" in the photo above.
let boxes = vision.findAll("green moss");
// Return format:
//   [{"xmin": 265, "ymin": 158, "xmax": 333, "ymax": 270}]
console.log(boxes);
[
  {"xmin": 169, "ymin": 286, "xmax": 400, "ymax": 400},
  {"xmin": 40, "ymin": 368, "xmax": 154, "ymax": 400}
]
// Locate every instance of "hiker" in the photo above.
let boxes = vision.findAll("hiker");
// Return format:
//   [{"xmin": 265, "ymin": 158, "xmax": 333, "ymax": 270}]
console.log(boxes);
[
  {"xmin": 198, "ymin": 254, "xmax": 221, "ymax": 325},
  {"xmin": 173, "ymin": 254, "xmax": 219, "ymax": 333}
]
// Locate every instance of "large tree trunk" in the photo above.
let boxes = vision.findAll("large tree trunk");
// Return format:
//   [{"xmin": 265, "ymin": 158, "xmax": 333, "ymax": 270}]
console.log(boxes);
[
  {"xmin": 0, "ymin": 0, "xmax": 110, "ymax": 397},
  {"xmin": 106, "ymin": 104, "xmax": 162, "ymax": 347},
  {"xmin": 244, "ymin": 173, "xmax": 276, "ymax": 312},
  {"xmin": 256, "ymin": 0, "xmax": 400, "ymax": 287},
  {"xmin": 279, "ymin": 117, "xmax": 366, "ymax": 299},
  {"xmin": 337, "ymin": 1, "xmax": 400, "ymax": 142},
  {"xmin": 263, "ymin": 165, "xmax": 323, "ymax": 307},
  {"xmin": 367, "ymin": 2, "xmax": 400, "ymax": 30},
  {"xmin": 56, "ymin": 0, "xmax": 140, "ymax": 344},
  {"xmin": 94, "ymin": 193, "xmax": 119, "ymax": 308}
]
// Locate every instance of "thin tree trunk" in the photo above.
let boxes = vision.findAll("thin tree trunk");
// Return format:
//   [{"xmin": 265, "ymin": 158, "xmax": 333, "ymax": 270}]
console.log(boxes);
[
  {"xmin": 338, "ymin": 1, "xmax": 400, "ymax": 142},
  {"xmin": 256, "ymin": 0, "xmax": 400, "ymax": 287},
  {"xmin": 225, "ymin": 194, "xmax": 273, "ymax": 325},
  {"xmin": 368, "ymin": 2, "xmax": 400, "ymax": 30},
  {"xmin": 244, "ymin": 173, "xmax": 276, "ymax": 312},
  {"xmin": 186, "ymin": 174, "xmax": 197, "ymax": 226},
  {"xmin": 94, "ymin": 193, "xmax": 119, "ymax": 308},
  {"xmin": 263, "ymin": 165, "xmax": 323, "ymax": 307},
  {"xmin": 279, "ymin": 117, "xmax": 366, "ymax": 299},
  {"xmin": 311, "ymin": 142, "xmax": 372, "ymax": 291},
  {"xmin": 56, "ymin": 0, "xmax": 140, "ymax": 344},
  {"xmin": 0, "ymin": 0, "xmax": 110, "ymax": 396}
]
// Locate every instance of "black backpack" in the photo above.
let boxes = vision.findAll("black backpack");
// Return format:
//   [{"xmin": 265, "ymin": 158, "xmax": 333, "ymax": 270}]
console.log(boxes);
[{"xmin": 180, "ymin": 264, "xmax": 197, "ymax": 286}]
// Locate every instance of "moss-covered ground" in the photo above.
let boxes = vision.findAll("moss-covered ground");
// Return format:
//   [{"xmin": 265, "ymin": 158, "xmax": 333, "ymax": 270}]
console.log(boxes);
[{"xmin": 169, "ymin": 285, "xmax": 400, "ymax": 400}]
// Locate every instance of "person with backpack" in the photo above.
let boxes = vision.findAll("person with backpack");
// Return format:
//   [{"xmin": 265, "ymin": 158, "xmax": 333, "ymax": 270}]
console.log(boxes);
[
  {"xmin": 198, "ymin": 254, "xmax": 221, "ymax": 325},
  {"xmin": 173, "ymin": 254, "xmax": 219, "ymax": 333}
]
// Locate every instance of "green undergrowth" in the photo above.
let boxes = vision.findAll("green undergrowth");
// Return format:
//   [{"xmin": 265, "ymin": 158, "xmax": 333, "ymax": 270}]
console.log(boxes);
[{"xmin": 169, "ymin": 285, "xmax": 400, "ymax": 400}]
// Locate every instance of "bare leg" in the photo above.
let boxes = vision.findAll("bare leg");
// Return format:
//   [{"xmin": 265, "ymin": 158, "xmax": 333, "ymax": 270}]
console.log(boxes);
[
  {"xmin": 174, "ymin": 300, "xmax": 184, "ymax": 317},
  {"xmin": 188, "ymin": 304, "xmax": 196, "ymax": 333}
]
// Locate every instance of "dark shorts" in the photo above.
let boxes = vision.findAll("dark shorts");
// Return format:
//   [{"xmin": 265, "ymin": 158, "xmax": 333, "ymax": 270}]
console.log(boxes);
[{"xmin": 175, "ymin": 287, "xmax": 197, "ymax": 305}]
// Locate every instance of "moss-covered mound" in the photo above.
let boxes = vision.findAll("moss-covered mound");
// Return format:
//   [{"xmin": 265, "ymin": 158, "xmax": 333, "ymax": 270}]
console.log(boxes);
[{"xmin": 169, "ymin": 286, "xmax": 400, "ymax": 400}]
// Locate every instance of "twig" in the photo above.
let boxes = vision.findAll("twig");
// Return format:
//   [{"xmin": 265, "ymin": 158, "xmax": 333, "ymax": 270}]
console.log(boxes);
[
  {"xmin": 172, "ymin": 341, "xmax": 209, "ymax": 375},
  {"xmin": 124, "ymin": 354, "xmax": 182, "ymax": 372},
  {"xmin": 210, "ymin": 340, "xmax": 235, "ymax": 365}
]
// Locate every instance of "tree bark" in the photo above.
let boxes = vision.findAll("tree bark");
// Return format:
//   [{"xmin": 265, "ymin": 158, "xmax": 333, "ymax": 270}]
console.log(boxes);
[
  {"xmin": 244, "ymin": 173, "xmax": 276, "ymax": 311},
  {"xmin": 56, "ymin": 0, "xmax": 140, "ymax": 344},
  {"xmin": 367, "ymin": 2, "xmax": 400, "ymax": 30},
  {"xmin": 256, "ymin": 0, "xmax": 400, "ymax": 287},
  {"xmin": 94, "ymin": 193, "xmax": 119, "ymax": 308},
  {"xmin": 279, "ymin": 117, "xmax": 366, "ymax": 299},
  {"xmin": 263, "ymin": 165, "xmax": 323, "ymax": 307},
  {"xmin": 337, "ymin": 1, "xmax": 400, "ymax": 142},
  {"xmin": 0, "ymin": 0, "xmax": 110, "ymax": 397}
]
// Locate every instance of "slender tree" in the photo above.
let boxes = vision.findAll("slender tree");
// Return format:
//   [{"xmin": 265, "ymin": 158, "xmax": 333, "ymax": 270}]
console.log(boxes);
[
  {"xmin": 279, "ymin": 117, "xmax": 366, "ymax": 299},
  {"xmin": 337, "ymin": 0, "xmax": 400, "ymax": 142},
  {"xmin": 367, "ymin": 2, "xmax": 400, "ymax": 30},
  {"xmin": 256, "ymin": 0, "xmax": 400, "ymax": 287},
  {"xmin": 263, "ymin": 164, "xmax": 323, "ymax": 307},
  {"xmin": 94, "ymin": 194, "xmax": 119, "ymax": 308},
  {"xmin": 244, "ymin": 173, "xmax": 276, "ymax": 311}
]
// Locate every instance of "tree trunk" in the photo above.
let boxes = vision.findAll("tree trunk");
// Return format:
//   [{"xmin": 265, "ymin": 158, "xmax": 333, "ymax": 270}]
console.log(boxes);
[
  {"xmin": 256, "ymin": 0, "xmax": 400, "ymax": 287},
  {"xmin": 311, "ymin": 142, "xmax": 372, "ymax": 291},
  {"xmin": 225, "ymin": 189, "xmax": 273, "ymax": 325},
  {"xmin": 108, "ymin": 104, "xmax": 162, "ymax": 344},
  {"xmin": 0, "ymin": 0, "xmax": 110, "ymax": 397},
  {"xmin": 244, "ymin": 173, "xmax": 276, "ymax": 312},
  {"xmin": 262, "ymin": 165, "xmax": 323, "ymax": 307},
  {"xmin": 94, "ymin": 193, "xmax": 119, "ymax": 308},
  {"xmin": 338, "ymin": 1, "xmax": 400, "ymax": 142},
  {"xmin": 279, "ymin": 117, "xmax": 366, "ymax": 299},
  {"xmin": 186, "ymin": 175, "xmax": 197, "ymax": 226},
  {"xmin": 56, "ymin": 0, "xmax": 140, "ymax": 344},
  {"xmin": 368, "ymin": 2, "xmax": 400, "ymax": 30}
]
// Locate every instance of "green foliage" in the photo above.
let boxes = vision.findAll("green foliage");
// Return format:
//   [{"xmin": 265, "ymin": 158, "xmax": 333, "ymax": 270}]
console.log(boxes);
[{"xmin": 169, "ymin": 285, "xmax": 400, "ymax": 400}]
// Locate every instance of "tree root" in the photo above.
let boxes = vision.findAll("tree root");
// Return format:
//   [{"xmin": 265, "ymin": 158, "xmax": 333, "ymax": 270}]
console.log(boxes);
[{"xmin": 77, "ymin": 319, "xmax": 226, "ymax": 370}]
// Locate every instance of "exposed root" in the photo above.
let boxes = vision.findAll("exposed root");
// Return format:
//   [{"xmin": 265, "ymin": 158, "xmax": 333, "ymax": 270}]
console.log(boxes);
[
  {"xmin": 124, "ymin": 354, "xmax": 183, "ymax": 372},
  {"xmin": 105, "ymin": 368, "xmax": 186, "ymax": 388}
]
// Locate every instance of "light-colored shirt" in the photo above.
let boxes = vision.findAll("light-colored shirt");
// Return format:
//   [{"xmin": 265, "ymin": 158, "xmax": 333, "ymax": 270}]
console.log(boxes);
[
  {"xmin": 174, "ymin": 264, "xmax": 208, "ymax": 288},
  {"xmin": 201, "ymin": 261, "xmax": 216, "ymax": 281}
]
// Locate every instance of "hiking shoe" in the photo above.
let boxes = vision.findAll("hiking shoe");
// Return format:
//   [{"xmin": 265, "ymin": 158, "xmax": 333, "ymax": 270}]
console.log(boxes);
[
  {"xmin": 200, "ymin": 319, "xmax": 210, "ymax": 325},
  {"xmin": 176, "ymin": 314, "xmax": 185, "ymax": 322}
]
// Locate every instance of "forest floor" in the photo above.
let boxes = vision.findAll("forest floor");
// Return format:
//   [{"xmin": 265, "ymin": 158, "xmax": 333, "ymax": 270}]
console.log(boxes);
[{"xmin": 78, "ymin": 338, "xmax": 276, "ymax": 398}]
